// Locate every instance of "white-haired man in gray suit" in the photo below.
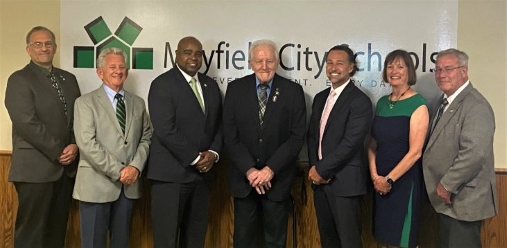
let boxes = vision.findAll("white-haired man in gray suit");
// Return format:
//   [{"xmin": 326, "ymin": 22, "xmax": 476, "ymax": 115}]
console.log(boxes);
[
  {"xmin": 73, "ymin": 47, "xmax": 152, "ymax": 248},
  {"xmin": 423, "ymin": 48, "xmax": 497, "ymax": 248}
]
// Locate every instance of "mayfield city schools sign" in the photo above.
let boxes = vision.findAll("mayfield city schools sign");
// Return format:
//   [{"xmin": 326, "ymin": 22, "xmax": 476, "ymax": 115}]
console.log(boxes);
[{"xmin": 73, "ymin": 16, "xmax": 153, "ymax": 69}]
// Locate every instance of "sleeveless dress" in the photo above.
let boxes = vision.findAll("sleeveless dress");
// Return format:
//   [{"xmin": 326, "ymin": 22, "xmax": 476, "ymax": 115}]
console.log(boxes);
[{"xmin": 371, "ymin": 94, "xmax": 427, "ymax": 248}]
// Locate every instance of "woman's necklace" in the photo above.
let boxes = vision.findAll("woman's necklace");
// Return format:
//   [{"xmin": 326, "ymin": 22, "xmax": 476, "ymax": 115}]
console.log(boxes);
[{"xmin": 388, "ymin": 87, "xmax": 410, "ymax": 109}]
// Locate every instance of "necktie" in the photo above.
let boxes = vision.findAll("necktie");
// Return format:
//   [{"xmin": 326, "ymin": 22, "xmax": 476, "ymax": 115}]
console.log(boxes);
[
  {"xmin": 430, "ymin": 98, "xmax": 448, "ymax": 135},
  {"xmin": 115, "ymin": 93, "xmax": 126, "ymax": 134},
  {"xmin": 318, "ymin": 91, "xmax": 337, "ymax": 160},
  {"xmin": 49, "ymin": 73, "xmax": 67, "ymax": 115},
  {"xmin": 258, "ymin": 84, "xmax": 269, "ymax": 125},
  {"xmin": 190, "ymin": 78, "xmax": 205, "ymax": 112}
]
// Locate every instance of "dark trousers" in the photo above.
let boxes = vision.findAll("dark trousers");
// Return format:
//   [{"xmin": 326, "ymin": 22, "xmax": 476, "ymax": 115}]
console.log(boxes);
[
  {"xmin": 438, "ymin": 213, "xmax": 483, "ymax": 248},
  {"xmin": 233, "ymin": 191, "xmax": 290, "ymax": 248},
  {"xmin": 13, "ymin": 175, "xmax": 74, "ymax": 248},
  {"xmin": 79, "ymin": 188, "xmax": 134, "ymax": 248},
  {"xmin": 313, "ymin": 185, "xmax": 362, "ymax": 248},
  {"xmin": 151, "ymin": 180, "xmax": 211, "ymax": 248}
]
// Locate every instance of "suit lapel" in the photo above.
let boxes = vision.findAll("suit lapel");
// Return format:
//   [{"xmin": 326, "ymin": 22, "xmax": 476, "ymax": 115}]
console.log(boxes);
[
  {"xmin": 244, "ymin": 75, "xmax": 262, "ymax": 131},
  {"xmin": 261, "ymin": 77, "xmax": 280, "ymax": 126},
  {"xmin": 124, "ymin": 91, "xmax": 134, "ymax": 137},
  {"xmin": 29, "ymin": 64, "xmax": 67, "ymax": 120},
  {"xmin": 96, "ymin": 87, "xmax": 124, "ymax": 136},
  {"xmin": 427, "ymin": 84, "xmax": 473, "ymax": 147},
  {"xmin": 324, "ymin": 83, "xmax": 354, "ymax": 134},
  {"xmin": 176, "ymin": 70, "xmax": 205, "ymax": 116}
]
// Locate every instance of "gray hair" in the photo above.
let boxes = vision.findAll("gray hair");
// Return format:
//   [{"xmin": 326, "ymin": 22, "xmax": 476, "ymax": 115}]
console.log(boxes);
[
  {"xmin": 249, "ymin": 39, "xmax": 279, "ymax": 61},
  {"xmin": 96, "ymin": 48, "xmax": 127, "ymax": 68},
  {"xmin": 437, "ymin": 48, "xmax": 469, "ymax": 67},
  {"xmin": 26, "ymin": 26, "xmax": 56, "ymax": 44}
]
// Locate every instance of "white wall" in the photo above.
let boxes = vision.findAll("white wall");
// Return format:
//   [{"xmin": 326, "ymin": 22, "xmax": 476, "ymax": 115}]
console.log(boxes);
[{"xmin": 1, "ymin": 0, "xmax": 506, "ymax": 168}]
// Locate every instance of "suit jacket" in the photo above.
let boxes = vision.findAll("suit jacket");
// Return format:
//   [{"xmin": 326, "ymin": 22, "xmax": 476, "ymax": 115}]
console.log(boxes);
[
  {"xmin": 223, "ymin": 73, "xmax": 306, "ymax": 201},
  {"xmin": 72, "ymin": 86, "xmax": 152, "ymax": 202},
  {"xmin": 146, "ymin": 68, "xmax": 222, "ymax": 183},
  {"xmin": 307, "ymin": 83, "xmax": 372, "ymax": 196},
  {"xmin": 423, "ymin": 83, "xmax": 497, "ymax": 221},
  {"xmin": 5, "ymin": 61, "xmax": 81, "ymax": 182}
]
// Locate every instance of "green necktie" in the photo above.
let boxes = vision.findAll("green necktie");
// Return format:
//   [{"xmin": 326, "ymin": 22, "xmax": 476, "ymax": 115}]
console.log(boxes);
[
  {"xmin": 115, "ymin": 93, "xmax": 126, "ymax": 134},
  {"xmin": 190, "ymin": 78, "xmax": 205, "ymax": 112}
]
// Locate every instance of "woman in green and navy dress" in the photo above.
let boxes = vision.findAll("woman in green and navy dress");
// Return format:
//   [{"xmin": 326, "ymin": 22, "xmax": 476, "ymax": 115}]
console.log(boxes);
[{"xmin": 368, "ymin": 50, "xmax": 429, "ymax": 248}]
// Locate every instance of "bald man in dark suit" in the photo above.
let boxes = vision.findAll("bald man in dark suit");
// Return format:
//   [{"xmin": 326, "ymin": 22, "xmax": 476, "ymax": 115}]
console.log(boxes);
[{"xmin": 147, "ymin": 36, "xmax": 222, "ymax": 248}]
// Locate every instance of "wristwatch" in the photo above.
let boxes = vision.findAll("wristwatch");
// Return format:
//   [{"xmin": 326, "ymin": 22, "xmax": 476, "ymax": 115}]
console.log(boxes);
[{"xmin": 386, "ymin": 175, "xmax": 394, "ymax": 185}]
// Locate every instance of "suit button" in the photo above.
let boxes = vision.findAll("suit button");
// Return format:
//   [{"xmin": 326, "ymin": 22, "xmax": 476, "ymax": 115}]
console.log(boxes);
[
  {"xmin": 256, "ymin": 159, "xmax": 260, "ymax": 163},
  {"xmin": 124, "ymin": 141, "xmax": 128, "ymax": 145},
  {"xmin": 121, "ymin": 162, "xmax": 125, "ymax": 165},
  {"xmin": 259, "ymin": 138, "xmax": 263, "ymax": 143}
]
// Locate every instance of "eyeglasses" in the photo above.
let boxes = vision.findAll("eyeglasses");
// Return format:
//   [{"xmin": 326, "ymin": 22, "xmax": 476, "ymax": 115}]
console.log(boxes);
[
  {"xmin": 430, "ymin": 66, "xmax": 464, "ymax": 75},
  {"xmin": 30, "ymin": 41, "xmax": 55, "ymax": 49}
]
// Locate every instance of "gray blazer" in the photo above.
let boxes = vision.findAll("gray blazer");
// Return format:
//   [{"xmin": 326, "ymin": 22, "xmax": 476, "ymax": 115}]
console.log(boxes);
[
  {"xmin": 73, "ymin": 86, "xmax": 152, "ymax": 203},
  {"xmin": 5, "ymin": 61, "xmax": 81, "ymax": 182},
  {"xmin": 423, "ymin": 83, "xmax": 497, "ymax": 221}
]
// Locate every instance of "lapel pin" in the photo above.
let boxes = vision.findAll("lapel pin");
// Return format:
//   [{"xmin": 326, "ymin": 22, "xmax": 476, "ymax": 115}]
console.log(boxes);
[
  {"xmin": 204, "ymin": 84, "xmax": 208, "ymax": 87},
  {"xmin": 273, "ymin": 88, "xmax": 280, "ymax": 102}
]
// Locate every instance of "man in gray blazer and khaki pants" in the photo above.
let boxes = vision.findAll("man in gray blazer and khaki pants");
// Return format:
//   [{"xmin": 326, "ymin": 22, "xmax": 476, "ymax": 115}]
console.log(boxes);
[
  {"xmin": 423, "ymin": 48, "xmax": 497, "ymax": 248},
  {"xmin": 73, "ymin": 48, "xmax": 152, "ymax": 248}
]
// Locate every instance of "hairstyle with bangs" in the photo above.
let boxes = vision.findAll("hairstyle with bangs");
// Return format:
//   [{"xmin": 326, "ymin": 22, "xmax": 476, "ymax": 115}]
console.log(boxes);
[
  {"xmin": 96, "ymin": 48, "xmax": 128, "ymax": 69},
  {"xmin": 382, "ymin": 49, "xmax": 417, "ymax": 86}
]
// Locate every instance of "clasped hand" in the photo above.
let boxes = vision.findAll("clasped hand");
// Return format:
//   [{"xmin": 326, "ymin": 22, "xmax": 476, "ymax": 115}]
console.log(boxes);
[
  {"xmin": 246, "ymin": 166, "xmax": 274, "ymax": 195},
  {"xmin": 120, "ymin": 165, "xmax": 139, "ymax": 186},
  {"xmin": 308, "ymin": 166, "xmax": 330, "ymax": 185},
  {"xmin": 195, "ymin": 151, "xmax": 215, "ymax": 173},
  {"xmin": 373, "ymin": 176, "xmax": 391, "ymax": 195},
  {"xmin": 59, "ymin": 144, "xmax": 78, "ymax": 165}
]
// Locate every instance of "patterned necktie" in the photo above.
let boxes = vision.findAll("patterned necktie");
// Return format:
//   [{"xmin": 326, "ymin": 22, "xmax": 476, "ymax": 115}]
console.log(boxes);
[
  {"xmin": 258, "ymin": 84, "xmax": 269, "ymax": 125},
  {"xmin": 318, "ymin": 91, "xmax": 337, "ymax": 160},
  {"xmin": 430, "ymin": 98, "xmax": 449, "ymax": 135},
  {"xmin": 49, "ymin": 73, "xmax": 67, "ymax": 115},
  {"xmin": 115, "ymin": 93, "xmax": 126, "ymax": 134},
  {"xmin": 190, "ymin": 78, "xmax": 205, "ymax": 112}
]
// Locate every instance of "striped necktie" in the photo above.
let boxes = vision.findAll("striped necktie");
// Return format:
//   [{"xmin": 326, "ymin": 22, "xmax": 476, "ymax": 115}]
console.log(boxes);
[
  {"xmin": 258, "ymin": 84, "xmax": 269, "ymax": 125},
  {"xmin": 430, "ymin": 98, "xmax": 448, "ymax": 135},
  {"xmin": 115, "ymin": 93, "xmax": 126, "ymax": 134}
]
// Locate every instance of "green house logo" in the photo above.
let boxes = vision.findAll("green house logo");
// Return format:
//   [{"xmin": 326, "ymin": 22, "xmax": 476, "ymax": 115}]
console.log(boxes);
[{"xmin": 73, "ymin": 16, "xmax": 153, "ymax": 69}]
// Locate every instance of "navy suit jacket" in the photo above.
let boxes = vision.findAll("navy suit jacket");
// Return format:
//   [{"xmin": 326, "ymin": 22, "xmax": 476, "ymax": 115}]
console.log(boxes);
[
  {"xmin": 223, "ymin": 73, "xmax": 306, "ymax": 201},
  {"xmin": 307, "ymin": 82, "xmax": 372, "ymax": 196},
  {"xmin": 147, "ymin": 67, "xmax": 222, "ymax": 183}
]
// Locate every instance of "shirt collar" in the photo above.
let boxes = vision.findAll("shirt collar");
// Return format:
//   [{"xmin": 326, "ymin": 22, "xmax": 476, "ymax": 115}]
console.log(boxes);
[
  {"xmin": 103, "ymin": 84, "xmax": 125, "ymax": 102},
  {"xmin": 255, "ymin": 76, "xmax": 274, "ymax": 89},
  {"xmin": 177, "ymin": 64, "xmax": 198, "ymax": 83},
  {"xmin": 329, "ymin": 79, "xmax": 350, "ymax": 97},
  {"xmin": 445, "ymin": 80, "xmax": 470, "ymax": 105},
  {"xmin": 32, "ymin": 61, "xmax": 54, "ymax": 76}
]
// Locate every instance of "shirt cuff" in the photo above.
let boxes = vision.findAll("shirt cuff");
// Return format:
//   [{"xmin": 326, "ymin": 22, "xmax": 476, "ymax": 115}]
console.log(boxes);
[
  {"xmin": 209, "ymin": 150, "xmax": 219, "ymax": 163},
  {"xmin": 190, "ymin": 155, "xmax": 200, "ymax": 166}
]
